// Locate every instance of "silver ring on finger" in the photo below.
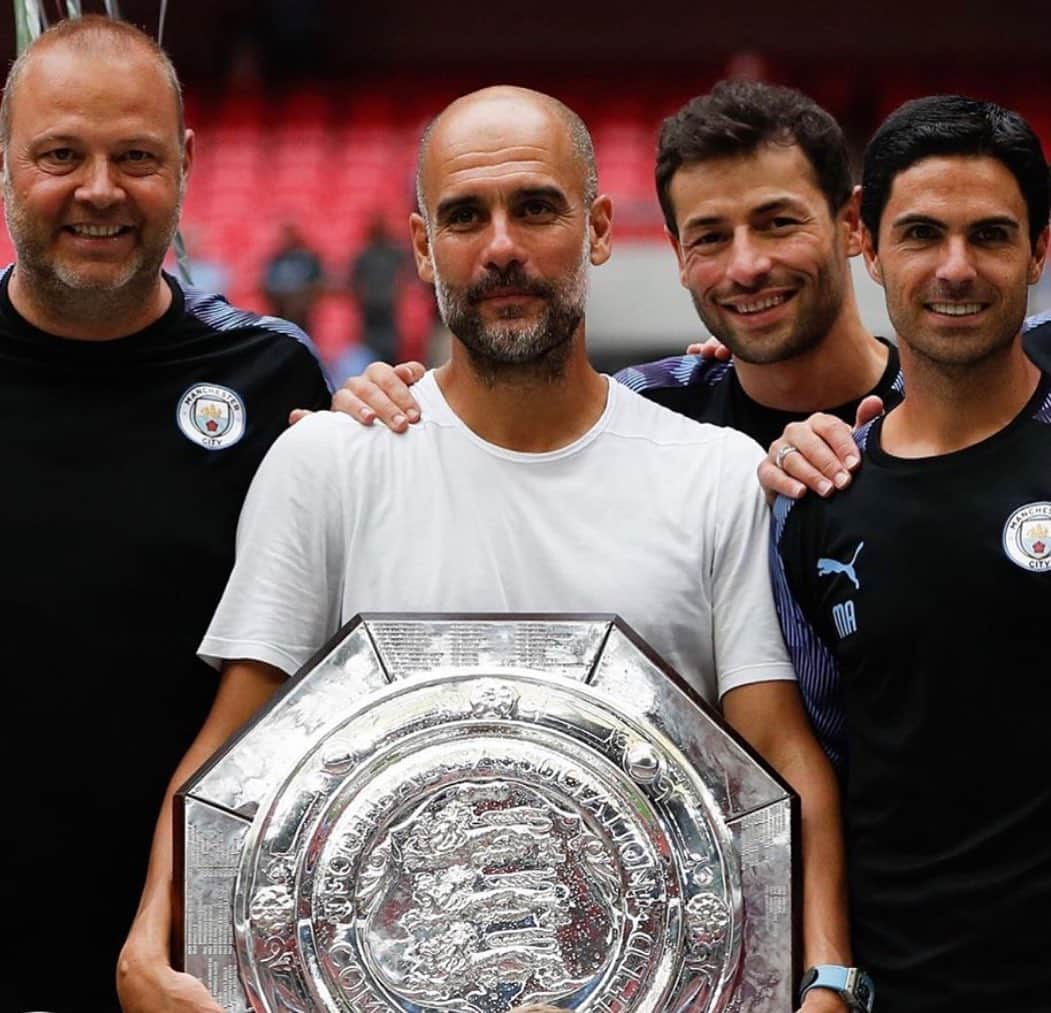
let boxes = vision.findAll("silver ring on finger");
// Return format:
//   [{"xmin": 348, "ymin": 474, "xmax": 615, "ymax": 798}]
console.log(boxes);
[{"xmin": 775, "ymin": 444, "xmax": 800, "ymax": 470}]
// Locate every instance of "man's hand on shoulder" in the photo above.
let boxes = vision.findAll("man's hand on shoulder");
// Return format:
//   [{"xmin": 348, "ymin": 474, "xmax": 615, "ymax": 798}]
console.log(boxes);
[
  {"xmin": 759, "ymin": 396, "xmax": 884, "ymax": 502},
  {"xmin": 290, "ymin": 360, "xmax": 426, "ymax": 429},
  {"xmin": 117, "ymin": 944, "xmax": 222, "ymax": 1012}
]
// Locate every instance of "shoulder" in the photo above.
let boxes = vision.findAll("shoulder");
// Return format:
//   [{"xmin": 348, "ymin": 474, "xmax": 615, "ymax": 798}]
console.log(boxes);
[
  {"xmin": 270, "ymin": 405, "xmax": 437, "ymax": 463},
  {"xmin": 1027, "ymin": 371, "xmax": 1051, "ymax": 424},
  {"xmin": 248, "ymin": 410, "xmax": 370, "ymax": 494},
  {"xmin": 873, "ymin": 337, "xmax": 907, "ymax": 402},
  {"xmin": 770, "ymin": 492, "xmax": 830, "ymax": 588},
  {"xmin": 606, "ymin": 385, "xmax": 766, "ymax": 511},
  {"xmin": 1024, "ymin": 312, "xmax": 1051, "ymax": 373},
  {"xmin": 605, "ymin": 379, "xmax": 740, "ymax": 451},
  {"xmin": 175, "ymin": 281, "xmax": 332, "ymax": 406},
  {"xmin": 852, "ymin": 416, "xmax": 880, "ymax": 452},
  {"xmin": 614, "ymin": 354, "xmax": 733, "ymax": 394},
  {"xmin": 772, "ymin": 492, "xmax": 806, "ymax": 544},
  {"xmin": 1024, "ymin": 310, "xmax": 1051, "ymax": 334},
  {"xmin": 180, "ymin": 282, "xmax": 327, "ymax": 370}
]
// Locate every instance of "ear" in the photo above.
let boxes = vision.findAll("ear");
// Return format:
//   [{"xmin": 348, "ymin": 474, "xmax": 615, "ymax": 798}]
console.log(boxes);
[
  {"xmin": 1028, "ymin": 224, "xmax": 1049, "ymax": 286},
  {"xmin": 409, "ymin": 212, "xmax": 434, "ymax": 284},
  {"xmin": 181, "ymin": 128, "xmax": 196, "ymax": 180},
  {"xmin": 588, "ymin": 194, "xmax": 614, "ymax": 267},
  {"xmin": 664, "ymin": 226, "xmax": 688, "ymax": 287},
  {"xmin": 841, "ymin": 185, "xmax": 863, "ymax": 258},
  {"xmin": 861, "ymin": 224, "xmax": 883, "ymax": 287}
]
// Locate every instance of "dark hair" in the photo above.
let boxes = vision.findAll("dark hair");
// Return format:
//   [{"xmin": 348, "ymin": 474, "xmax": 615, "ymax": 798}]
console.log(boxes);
[
  {"xmin": 861, "ymin": 95, "xmax": 1051, "ymax": 249},
  {"xmin": 655, "ymin": 79, "xmax": 853, "ymax": 236}
]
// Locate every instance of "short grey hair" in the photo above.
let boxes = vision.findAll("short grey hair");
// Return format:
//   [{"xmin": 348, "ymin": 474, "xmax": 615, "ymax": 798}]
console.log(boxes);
[{"xmin": 0, "ymin": 14, "xmax": 185, "ymax": 149}]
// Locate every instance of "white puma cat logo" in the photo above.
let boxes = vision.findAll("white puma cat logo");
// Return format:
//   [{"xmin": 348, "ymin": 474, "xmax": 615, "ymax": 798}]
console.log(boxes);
[{"xmin": 817, "ymin": 541, "xmax": 864, "ymax": 591}]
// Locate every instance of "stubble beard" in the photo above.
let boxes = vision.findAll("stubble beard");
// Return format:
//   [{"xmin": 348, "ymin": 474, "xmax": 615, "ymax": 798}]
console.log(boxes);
[
  {"xmin": 888, "ymin": 284, "xmax": 1027, "ymax": 377},
  {"xmin": 3, "ymin": 172, "xmax": 183, "ymax": 330},
  {"xmin": 691, "ymin": 263, "xmax": 844, "ymax": 366},
  {"xmin": 434, "ymin": 238, "xmax": 590, "ymax": 386}
]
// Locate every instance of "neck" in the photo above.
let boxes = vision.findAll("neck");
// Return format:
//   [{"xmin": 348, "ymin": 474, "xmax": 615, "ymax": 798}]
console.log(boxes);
[
  {"xmin": 8, "ymin": 267, "xmax": 172, "ymax": 341},
  {"xmin": 733, "ymin": 292, "xmax": 888, "ymax": 413},
  {"xmin": 882, "ymin": 337, "xmax": 1040, "ymax": 458},
  {"xmin": 436, "ymin": 328, "xmax": 609, "ymax": 452}
]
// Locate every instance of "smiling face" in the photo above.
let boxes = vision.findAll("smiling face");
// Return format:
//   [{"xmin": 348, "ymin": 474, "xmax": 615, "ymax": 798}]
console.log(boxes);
[
  {"xmin": 2, "ymin": 39, "xmax": 191, "ymax": 308},
  {"xmin": 411, "ymin": 89, "xmax": 610, "ymax": 373},
  {"xmin": 863, "ymin": 154, "xmax": 1048, "ymax": 369},
  {"xmin": 668, "ymin": 143, "xmax": 857, "ymax": 364}
]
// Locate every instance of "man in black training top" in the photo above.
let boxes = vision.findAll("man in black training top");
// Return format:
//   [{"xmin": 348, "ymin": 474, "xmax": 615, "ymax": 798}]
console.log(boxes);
[
  {"xmin": 1, "ymin": 17, "xmax": 330, "ymax": 1012},
  {"xmin": 772, "ymin": 95, "xmax": 1050, "ymax": 1013}
]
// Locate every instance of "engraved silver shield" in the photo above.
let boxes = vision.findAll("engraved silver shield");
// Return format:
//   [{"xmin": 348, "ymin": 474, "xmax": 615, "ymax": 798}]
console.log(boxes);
[{"xmin": 177, "ymin": 614, "xmax": 797, "ymax": 1012}]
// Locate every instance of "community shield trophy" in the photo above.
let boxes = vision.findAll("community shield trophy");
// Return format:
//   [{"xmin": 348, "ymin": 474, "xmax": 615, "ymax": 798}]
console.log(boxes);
[{"xmin": 176, "ymin": 614, "xmax": 798, "ymax": 1012}]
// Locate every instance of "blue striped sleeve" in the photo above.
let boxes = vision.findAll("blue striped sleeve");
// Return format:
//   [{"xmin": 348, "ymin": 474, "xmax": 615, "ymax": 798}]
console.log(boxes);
[
  {"xmin": 182, "ymin": 283, "xmax": 333, "ymax": 393},
  {"xmin": 770, "ymin": 495, "xmax": 847, "ymax": 769},
  {"xmin": 1024, "ymin": 311, "xmax": 1051, "ymax": 332},
  {"xmin": 615, "ymin": 354, "xmax": 732, "ymax": 393}
]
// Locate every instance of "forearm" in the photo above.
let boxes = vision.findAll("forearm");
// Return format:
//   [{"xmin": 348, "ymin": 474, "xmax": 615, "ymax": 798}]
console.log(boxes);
[{"xmin": 779, "ymin": 738, "xmax": 851, "ymax": 967}]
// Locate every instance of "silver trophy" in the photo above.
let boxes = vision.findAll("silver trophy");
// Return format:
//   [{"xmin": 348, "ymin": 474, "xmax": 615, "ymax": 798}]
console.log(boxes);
[{"xmin": 176, "ymin": 614, "xmax": 797, "ymax": 1012}]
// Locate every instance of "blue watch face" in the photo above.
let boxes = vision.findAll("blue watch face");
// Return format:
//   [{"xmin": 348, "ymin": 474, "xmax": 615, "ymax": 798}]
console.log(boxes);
[{"xmin": 855, "ymin": 979, "xmax": 873, "ymax": 1005}]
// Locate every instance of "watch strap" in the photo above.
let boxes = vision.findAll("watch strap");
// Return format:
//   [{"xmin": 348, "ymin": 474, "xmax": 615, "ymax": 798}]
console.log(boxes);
[{"xmin": 800, "ymin": 964, "xmax": 875, "ymax": 1011}]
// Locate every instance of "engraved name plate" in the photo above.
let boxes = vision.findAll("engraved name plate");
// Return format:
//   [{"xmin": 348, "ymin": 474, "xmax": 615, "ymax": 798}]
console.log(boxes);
[{"xmin": 177, "ymin": 614, "xmax": 797, "ymax": 1012}]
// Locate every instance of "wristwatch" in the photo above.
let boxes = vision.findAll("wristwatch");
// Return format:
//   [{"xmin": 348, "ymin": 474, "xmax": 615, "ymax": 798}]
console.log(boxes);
[{"xmin": 799, "ymin": 965, "xmax": 875, "ymax": 1011}]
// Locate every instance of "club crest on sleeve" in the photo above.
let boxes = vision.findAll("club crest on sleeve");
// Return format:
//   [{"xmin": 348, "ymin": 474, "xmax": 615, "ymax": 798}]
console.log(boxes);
[
  {"xmin": 176, "ymin": 383, "xmax": 246, "ymax": 450},
  {"xmin": 1002, "ymin": 502, "xmax": 1051, "ymax": 571}
]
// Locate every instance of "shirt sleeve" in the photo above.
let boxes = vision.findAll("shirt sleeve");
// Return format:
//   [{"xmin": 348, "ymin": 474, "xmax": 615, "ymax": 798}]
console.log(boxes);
[
  {"xmin": 710, "ymin": 429, "xmax": 798, "ymax": 697},
  {"xmin": 769, "ymin": 494, "xmax": 848, "ymax": 768},
  {"xmin": 614, "ymin": 354, "xmax": 720, "ymax": 394},
  {"xmin": 199, "ymin": 413, "xmax": 346, "ymax": 676}
]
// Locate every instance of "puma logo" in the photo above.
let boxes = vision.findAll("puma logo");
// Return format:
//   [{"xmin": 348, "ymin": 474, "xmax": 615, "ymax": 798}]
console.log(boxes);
[{"xmin": 817, "ymin": 541, "xmax": 864, "ymax": 590}]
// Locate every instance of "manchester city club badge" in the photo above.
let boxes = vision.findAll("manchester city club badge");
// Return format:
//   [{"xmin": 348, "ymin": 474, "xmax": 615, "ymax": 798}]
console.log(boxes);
[
  {"xmin": 1002, "ymin": 502, "xmax": 1051, "ymax": 572},
  {"xmin": 177, "ymin": 383, "xmax": 246, "ymax": 450}
]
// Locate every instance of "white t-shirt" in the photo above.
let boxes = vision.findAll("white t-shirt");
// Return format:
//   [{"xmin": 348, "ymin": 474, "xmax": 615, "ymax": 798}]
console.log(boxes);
[{"xmin": 201, "ymin": 372, "xmax": 794, "ymax": 702}]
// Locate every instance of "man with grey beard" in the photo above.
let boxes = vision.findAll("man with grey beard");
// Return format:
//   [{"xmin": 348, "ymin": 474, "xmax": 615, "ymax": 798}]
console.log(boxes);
[
  {"xmin": 123, "ymin": 86, "xmax": 852, "ymax": 1013},
  {"xmin": 1, "ymin": 17, "xmax": 330, "ymax": 1012}
]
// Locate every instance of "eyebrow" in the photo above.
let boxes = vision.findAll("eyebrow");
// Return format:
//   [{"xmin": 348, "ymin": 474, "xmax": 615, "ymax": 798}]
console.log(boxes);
[
  {"xmin": 515, "ymin": 185, "xmax": 569, "ymax": 205},
  {"xmin": 31, "ymin": 132, "xmax": 167, "ymax": 148},
  {"xmin": 435, "ymin": 185, "xmax": 570, "ymax": 221},
  {"xmin": 891, "ymin": 213, "xmax": 1021, "ymax": 231},
  {"xmin": 435, "ymin": 194, "xmax": 479, "ymax": 220},
  {"xmin": 680, "ymin": 196, "xmax": 810, "ymax": 233},
  {"xmin": 753, "ymin": 197, "xmax": 810, "ymax": 216},
  {"xmin": 28, "ymin": 133, "xmax": 80, "ymax": 147}
]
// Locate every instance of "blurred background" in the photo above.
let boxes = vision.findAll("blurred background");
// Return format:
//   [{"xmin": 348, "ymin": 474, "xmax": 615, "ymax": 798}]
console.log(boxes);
[{"xmin": 0, "ymin": 0, "xmax": 1048, "ymax": 380}]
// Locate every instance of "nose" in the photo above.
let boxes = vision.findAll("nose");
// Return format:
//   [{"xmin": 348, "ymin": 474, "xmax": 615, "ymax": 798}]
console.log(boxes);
[
  {"xmin": 481, "ymin": 210, "xmax": 525, "ymax": 273},
  {"xmin": 74, "ymin": 156, "xmax": 125, "ymax": 209},
  {"xmin": 936, "ymin": 235, "xmax": 978, "ymax": 287},
  {"xmin": 725, "ymin": 229, "xmax": 773, "ymax": 287}
]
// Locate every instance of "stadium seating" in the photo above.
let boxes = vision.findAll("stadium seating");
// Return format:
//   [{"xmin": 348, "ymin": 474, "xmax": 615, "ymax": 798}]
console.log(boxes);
[{"xmin": 0, "ymin": 71, "xmax": 1045, "ymax": 365}]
